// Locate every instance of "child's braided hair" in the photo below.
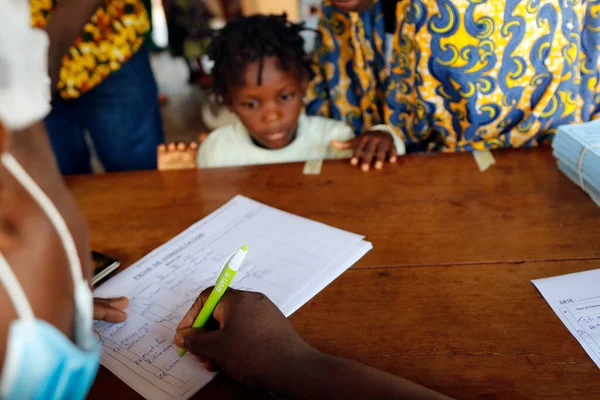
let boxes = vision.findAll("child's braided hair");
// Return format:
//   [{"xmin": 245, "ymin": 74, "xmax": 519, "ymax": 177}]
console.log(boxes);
[{"xmin": 207, "ymin": 14, "xmax": 314, "ymax": 104}]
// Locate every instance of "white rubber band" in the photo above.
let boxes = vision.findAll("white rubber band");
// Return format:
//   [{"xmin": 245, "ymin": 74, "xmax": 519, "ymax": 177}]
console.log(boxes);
[{"xmin": 577, "ymin": 144, "xmax": 600, "ymax": 190}]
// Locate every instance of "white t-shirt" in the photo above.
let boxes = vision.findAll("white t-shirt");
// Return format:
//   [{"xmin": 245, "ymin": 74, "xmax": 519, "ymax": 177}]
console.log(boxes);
[
  {"xmin": 197, "ymin": 114, "xmax": 406, "ymax": 168},
  {"xmin": 0, "ymin": 0, "xmax": 51, "ymax": 131}
]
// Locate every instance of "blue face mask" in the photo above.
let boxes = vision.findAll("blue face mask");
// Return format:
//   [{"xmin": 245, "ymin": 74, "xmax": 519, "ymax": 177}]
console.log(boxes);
[{"xmin": 0, "ymin": 153, "xmax": 101, "ymax": 400}]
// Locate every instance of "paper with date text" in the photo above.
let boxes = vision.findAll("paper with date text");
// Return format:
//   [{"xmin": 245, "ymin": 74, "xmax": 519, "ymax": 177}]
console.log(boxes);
[{"xmin": 532, "ymin": 268, "xmax": 600, "ymax": 369}]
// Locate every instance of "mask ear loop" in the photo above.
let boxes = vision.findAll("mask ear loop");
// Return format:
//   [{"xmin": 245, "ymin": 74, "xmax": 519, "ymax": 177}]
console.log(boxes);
[
  {"xmin": 0, "ymin": 254, "xmax": 35, "ymax": 321},
  {"xmin": 0, "ymin": 153, "xmax": 94, "ymax": 349},
  {"xmin": 0, "ymin": 253, "xmax": 36, "ymax": 398}
]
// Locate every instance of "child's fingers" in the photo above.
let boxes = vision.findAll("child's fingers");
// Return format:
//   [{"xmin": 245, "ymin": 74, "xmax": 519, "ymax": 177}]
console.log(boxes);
[
  {"xmin": 331, "ymin": 138, "xmax": 356, "ymax": 150},
  {"xmin": 177, "ymin": 142, "xmax": 186, "ymax": 151},
  {"xmin": 189, "ymin": 142, "xmax": 199, "ymax": 151},
  {"xmin": 168, "ymin": 142, "xmax": 177, "ymax": 151},
  {"xmin": 375, "ymin": 143, "xmax": 388, "ymax": 170},
  {"xmin": 351, "ymin": 136, "xmax": 369, "ymax": 166},
  {"xmin": 158, "ymin": 144, "xmax": 166, "ymax": 153},
  {"xmin": 389, "ymin": 145, "xmax": 398, "ymax": 163},
  {"xmin": 361, "ymin": 139, "xmax": 379, "ymax": 172}
]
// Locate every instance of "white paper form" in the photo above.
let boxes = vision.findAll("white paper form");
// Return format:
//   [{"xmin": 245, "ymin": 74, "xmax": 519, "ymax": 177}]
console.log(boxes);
[
  {"xmin": 93, "ymin": 195, "xmax": 372, "ymax": 399},
  {"xmin": 532, "ymin": 268, "xmax": 600, "ymax": 369}
]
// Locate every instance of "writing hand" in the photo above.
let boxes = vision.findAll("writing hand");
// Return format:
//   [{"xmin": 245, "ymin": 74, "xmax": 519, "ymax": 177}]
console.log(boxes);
[{"xmin": 175, "ymin": 288, "xmax": 315, "ymax": 390}]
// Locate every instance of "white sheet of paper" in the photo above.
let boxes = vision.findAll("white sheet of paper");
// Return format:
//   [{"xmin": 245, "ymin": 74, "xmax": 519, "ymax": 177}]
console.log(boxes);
[
  {"xmin": 93, "ymin": 195, "xmax": 372, "ymax": 399},
  {"xmin": 532, "ymin": 268, "xmax": 600, "ymax": 369}
]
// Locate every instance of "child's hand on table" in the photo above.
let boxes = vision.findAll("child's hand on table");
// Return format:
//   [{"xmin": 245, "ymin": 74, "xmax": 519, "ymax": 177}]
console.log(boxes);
[
  {"xmin": 175, "ymin": 288, "xmax": 315, "ymax": 390},
  {"xmin": 93, "ymin": 297, "xmax": 129, "ymax": 323},
  {"xmin": 331, "ymin": 130, "xmax": 398, "ymax": 171},
  {"xmin": 157, "ymin": 141, "xmax": 199, "ymax": 171}
]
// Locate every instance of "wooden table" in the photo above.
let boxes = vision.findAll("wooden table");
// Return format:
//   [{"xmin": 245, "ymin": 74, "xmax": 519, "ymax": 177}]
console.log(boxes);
[{"xmin": 69, "ymin": 148, "xmax": 600, "ymax": 399}]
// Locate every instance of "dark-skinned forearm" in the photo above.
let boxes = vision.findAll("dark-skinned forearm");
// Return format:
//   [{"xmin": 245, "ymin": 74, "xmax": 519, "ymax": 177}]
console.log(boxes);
[
  {"xmin": 44, "ymin": 0, "xmax": 105, "ymax": 92},
  {"xmin": 270, "ymin": 349, "xmax": 453, "ymax": 400}
]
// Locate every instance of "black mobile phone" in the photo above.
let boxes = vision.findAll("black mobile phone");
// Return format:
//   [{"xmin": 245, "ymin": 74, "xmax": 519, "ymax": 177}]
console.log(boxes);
[{"xmin": 91, "ymin": 251, "xmax": 120, "ymax": 287}]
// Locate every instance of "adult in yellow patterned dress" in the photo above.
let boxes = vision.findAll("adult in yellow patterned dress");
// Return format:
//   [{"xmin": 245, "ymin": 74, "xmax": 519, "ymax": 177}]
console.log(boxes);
[
  {"xmin": 31, "ymin": 0, "xmax": 164, "ymax": 174},
  {"xmin": 308, "ymin": 0, "xmax": 600, "ymax": 152}
]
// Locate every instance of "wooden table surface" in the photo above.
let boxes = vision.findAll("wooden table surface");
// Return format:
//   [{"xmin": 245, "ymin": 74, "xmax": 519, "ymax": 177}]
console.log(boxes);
[{"xmin": 69, "ymin": 148, "xmax": 600, "ymax": 399}]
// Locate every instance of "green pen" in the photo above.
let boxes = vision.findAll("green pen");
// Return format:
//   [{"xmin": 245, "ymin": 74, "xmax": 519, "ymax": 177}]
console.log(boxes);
[{"xmin": 179, "ymin": 245, "xmax": 248, "ymax": 357}]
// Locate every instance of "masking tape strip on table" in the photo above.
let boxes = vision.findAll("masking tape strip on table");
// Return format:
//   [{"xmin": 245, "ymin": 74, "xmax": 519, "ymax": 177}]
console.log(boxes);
[
  {"xmin": 303, "ymin": 159, "xmax": 323, "ymax": 175},
  {"xmin": 473, "ymin": 150, "xmax": 496, "ymax": 172}
]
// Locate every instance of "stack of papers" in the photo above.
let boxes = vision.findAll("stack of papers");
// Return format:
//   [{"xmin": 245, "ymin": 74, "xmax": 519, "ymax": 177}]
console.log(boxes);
[
  {"xmin": 552, "ymin": 119, "xmax": 600, "ymax": 207},
  {"xmin": 93, "ymin": 195, "xmax": 372, "ymax": 400}
]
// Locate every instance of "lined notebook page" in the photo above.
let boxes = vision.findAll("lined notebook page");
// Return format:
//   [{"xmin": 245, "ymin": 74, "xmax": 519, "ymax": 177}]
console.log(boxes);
[{"xmin": 93, "ymin": 195, "xmax": 371, "ymax": 400}]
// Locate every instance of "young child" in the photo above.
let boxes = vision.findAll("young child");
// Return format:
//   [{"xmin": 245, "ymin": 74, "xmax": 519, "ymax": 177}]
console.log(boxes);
[{"xmin": 158, "ymin": 14, "xmax": 405, "ymax": 172}]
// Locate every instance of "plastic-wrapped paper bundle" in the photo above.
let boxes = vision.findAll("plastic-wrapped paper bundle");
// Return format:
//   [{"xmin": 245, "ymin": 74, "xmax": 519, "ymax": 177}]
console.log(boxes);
[{"xmin": 552, "ymin": 120, "xmax": 600, "ymax": 207}]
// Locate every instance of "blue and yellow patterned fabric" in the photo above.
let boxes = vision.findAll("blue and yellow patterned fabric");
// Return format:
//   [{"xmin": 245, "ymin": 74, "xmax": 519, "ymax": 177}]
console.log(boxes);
[
  {"xmin": 307, "ymin": 0, "xmax": 600, "ymax": 152},
  {"xmin": 307, "ymin": 1, "xmax": 389, "ymax": 137}
]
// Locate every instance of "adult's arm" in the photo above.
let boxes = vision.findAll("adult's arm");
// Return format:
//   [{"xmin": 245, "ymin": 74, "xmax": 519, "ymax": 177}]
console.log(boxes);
[{"xmin": 175, "ymin": 288, "xmax": 452, "ymax": 400}]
